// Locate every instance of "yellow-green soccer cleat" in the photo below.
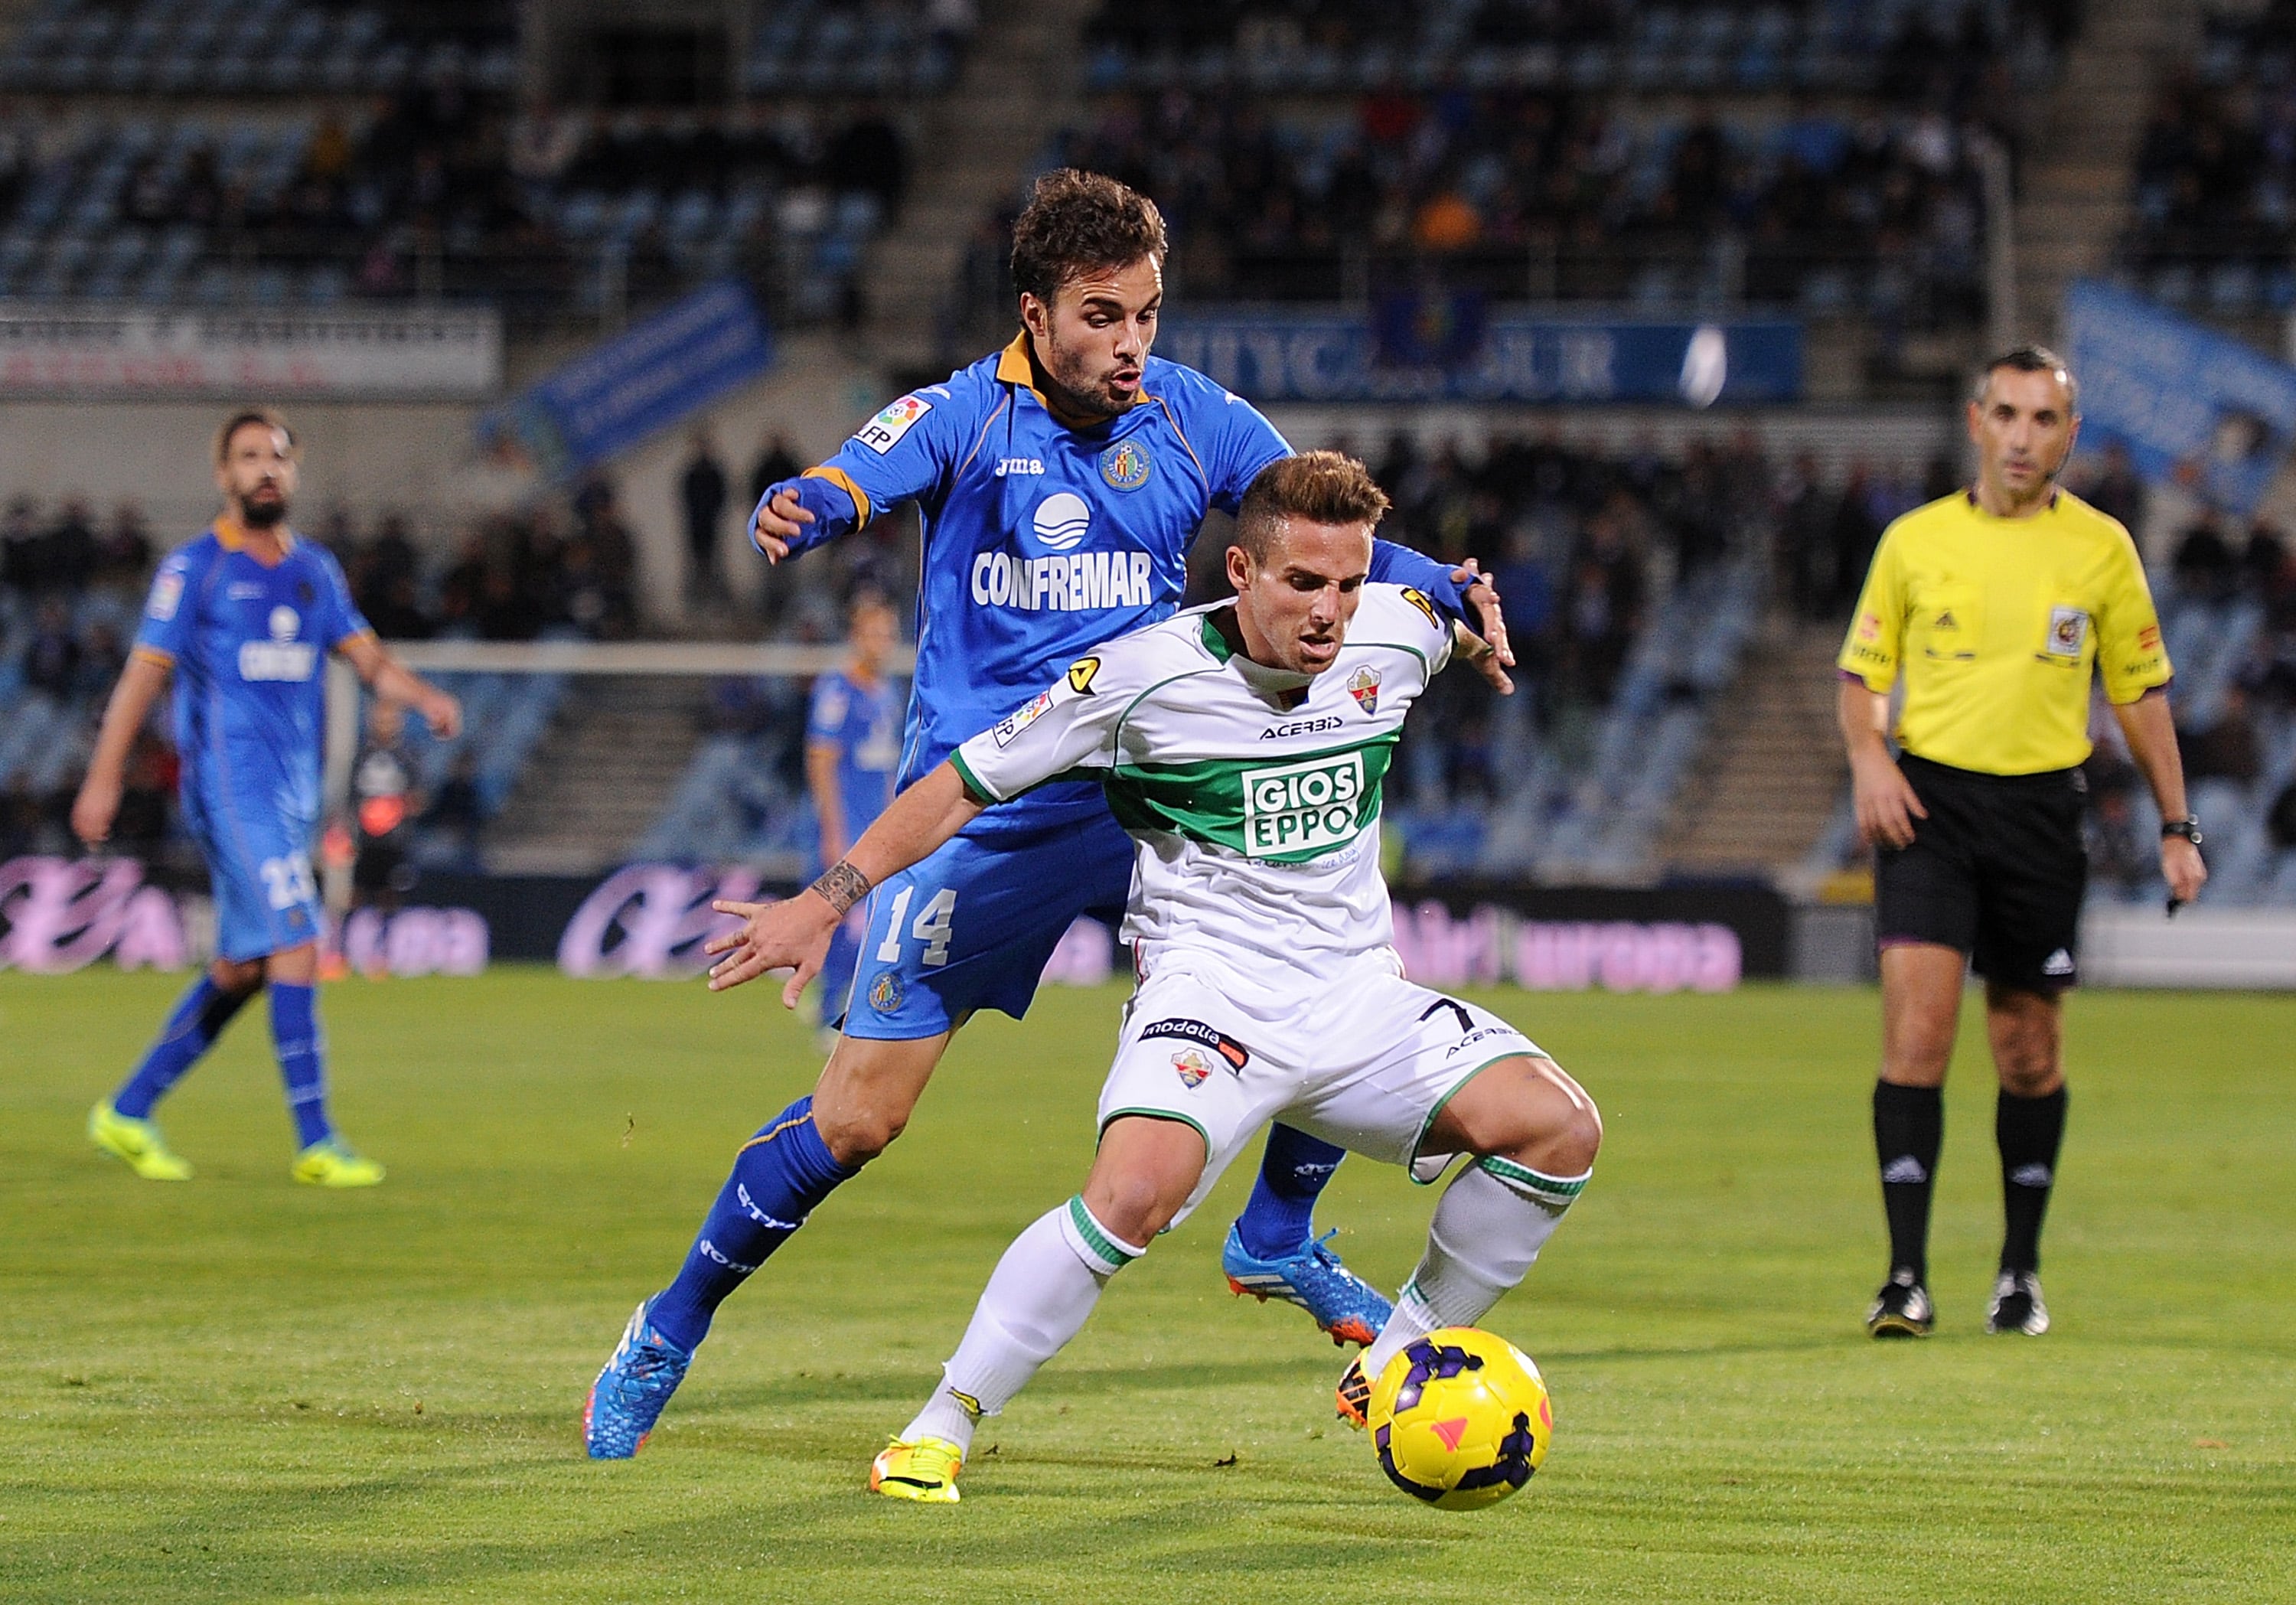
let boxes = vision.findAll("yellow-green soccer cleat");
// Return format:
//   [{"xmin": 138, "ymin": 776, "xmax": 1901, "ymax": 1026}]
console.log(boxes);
[
  {"xmin": 87, "ymin": 1099, "xmax": 193, "ymax": 1181},
  {"xmin": 291, "ymin": 1140, "xmax": 386, "ymax": 1188},
  {"xmin": 869, "ymin": 1437, "xmax": 964, "ymax": 1502}
]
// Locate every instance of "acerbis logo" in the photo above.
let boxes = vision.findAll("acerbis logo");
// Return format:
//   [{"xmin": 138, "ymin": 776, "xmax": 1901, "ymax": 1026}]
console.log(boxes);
[
  {"xmin": 1260, "ymin": 714, "xmax": 1342, "ymax": 739},
  {"xmin": 1032, "ymin": 492, "xmax": 1091, "ymax": 551}
]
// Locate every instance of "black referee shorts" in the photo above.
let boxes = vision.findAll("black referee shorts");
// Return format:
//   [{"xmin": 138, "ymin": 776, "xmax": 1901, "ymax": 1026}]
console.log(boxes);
[{"xmin": 1874, "ymin": 753, "xmax": 2087, "ymax": 993}]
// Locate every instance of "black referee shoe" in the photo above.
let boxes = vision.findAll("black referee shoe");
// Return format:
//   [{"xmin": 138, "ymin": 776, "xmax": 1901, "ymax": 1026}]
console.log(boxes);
[
  {"xmin": 1987, "ymin": 1270, "xmax": 2050, "ymax": 1336},
  {"xmin": 1866, "ymin": 1270, "xmax": 1933, "ymax": 1339}
]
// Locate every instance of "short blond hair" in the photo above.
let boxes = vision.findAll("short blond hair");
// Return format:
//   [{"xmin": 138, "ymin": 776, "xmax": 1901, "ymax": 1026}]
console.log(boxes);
[{"xmin": 1234, "ymin": 452, "xmax": 1391, "ymax": 564}]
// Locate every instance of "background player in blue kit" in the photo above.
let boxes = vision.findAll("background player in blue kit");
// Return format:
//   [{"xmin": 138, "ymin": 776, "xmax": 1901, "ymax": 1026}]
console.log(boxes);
[
  {"xmin": 805, "ymin": 593, "xmax": 904, "ymax": 1039},
  {"xmin": 585, "ymin": 171, "xmax": 1514, "ymax": 1458},
  {"xmin": 73, "ymin": 409, "xmax": 462, "ymax": 1187}
]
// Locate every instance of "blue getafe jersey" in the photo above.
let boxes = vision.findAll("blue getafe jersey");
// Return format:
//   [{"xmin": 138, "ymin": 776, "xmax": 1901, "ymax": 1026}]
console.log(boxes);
[
  {"xmin": 132, "ymin": 523, "xmax": 370, "ymax": 834},
  {"xmin": 807, "ymin": 667, "xmax": 902, "ymax": 846},
  {"xmin": 762, "ymin": 335, "xmax": 1466, "ymax": 835}
]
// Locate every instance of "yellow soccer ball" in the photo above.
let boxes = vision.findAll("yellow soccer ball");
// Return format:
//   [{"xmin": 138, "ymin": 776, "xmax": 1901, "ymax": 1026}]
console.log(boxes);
[{"xmin": 1367, "ymin": 1326, "xmax": 1551, "ymax": 1510}]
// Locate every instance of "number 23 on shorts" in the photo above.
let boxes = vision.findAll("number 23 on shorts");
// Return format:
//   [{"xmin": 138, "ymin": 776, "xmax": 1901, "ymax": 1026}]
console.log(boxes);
[
  {"xmin": 876, "ymin": 886, "xmax": 958, "ymax": 967},
  {"xmin": 259, "ymin": 852, "xmax": 316, "ymax": 911}
]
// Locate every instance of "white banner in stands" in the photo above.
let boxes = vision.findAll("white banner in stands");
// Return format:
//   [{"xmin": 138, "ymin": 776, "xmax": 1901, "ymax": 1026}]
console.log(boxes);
[
  {"xmin": 2079, "ymin": 907, "xmax": 2296, "ymax": 988},
  {"xmin": 0, "ymin": 305, "xmax": 502, "ymax": 399}
]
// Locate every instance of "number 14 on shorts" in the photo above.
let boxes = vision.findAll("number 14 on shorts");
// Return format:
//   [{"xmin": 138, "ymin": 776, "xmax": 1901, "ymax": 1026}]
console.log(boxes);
[{"xmin": 876, "ymin": 886, "xmax": 957, "ymax": 967}]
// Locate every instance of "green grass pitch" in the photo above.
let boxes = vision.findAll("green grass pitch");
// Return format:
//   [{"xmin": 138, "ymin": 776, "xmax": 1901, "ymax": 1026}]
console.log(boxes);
[{"xmin": 2, "ymin": 970, "xmax": 2291, "ymax": 1603}]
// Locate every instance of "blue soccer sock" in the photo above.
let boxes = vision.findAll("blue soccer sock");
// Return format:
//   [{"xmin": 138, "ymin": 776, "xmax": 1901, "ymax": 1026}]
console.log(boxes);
[
  {"xmin": 649, "ymin": 1098, "xmax": 859, "ymax": 1352},
  {"xmin": 113, "ymin": 974, "xmax": 253, "ymax": 1119},
  {"xmin": 1235, "ymin": 1123, "xmax": 1349, "ymax": 1260},
  {"xmin": 268, "ymin": 982, "xmax": 334, "ymax": 1150}
]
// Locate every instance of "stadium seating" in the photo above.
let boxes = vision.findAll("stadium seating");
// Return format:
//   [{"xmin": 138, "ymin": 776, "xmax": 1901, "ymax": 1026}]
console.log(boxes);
[
  {"xmin": 925, "ymin": 0, "xmax": 2075, "ymax": 349},
  {"xmin": 1084, "ymin": 0, "xmax": 2074, "ymax": 99},
  {"xmin": 0, "ymin": 1, "xmax": 960, "ymax": 325},
  {"xmin": 0, "ymin": 0, "xmax": 515, "ymax": 99},
  {"xmin": 2118, "ymin": 6, "xmax": 2296, "ymax": 314}
]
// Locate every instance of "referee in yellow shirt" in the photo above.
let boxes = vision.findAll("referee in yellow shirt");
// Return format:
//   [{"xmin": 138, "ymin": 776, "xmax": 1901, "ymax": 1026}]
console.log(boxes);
[{"xmin": 1837, "ymin": 346, "xmax": 2206, "ymax": 1339}]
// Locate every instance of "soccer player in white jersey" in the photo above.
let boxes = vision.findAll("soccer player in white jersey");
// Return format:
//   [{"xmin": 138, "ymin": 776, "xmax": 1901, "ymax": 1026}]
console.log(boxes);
[{"xmin": 703, "ymin": 454, "xmax": 1601, "ymax": 1502}]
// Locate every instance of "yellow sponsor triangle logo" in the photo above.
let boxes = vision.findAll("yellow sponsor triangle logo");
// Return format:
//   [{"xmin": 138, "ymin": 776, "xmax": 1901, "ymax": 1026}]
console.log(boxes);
[{"xmin": 1067, "ymin": 656, "xmax": 1101, "ymax": 694}]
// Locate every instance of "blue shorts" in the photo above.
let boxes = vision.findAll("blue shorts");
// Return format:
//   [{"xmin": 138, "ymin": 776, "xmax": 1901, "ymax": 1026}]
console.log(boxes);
[
  {"xmin": 840, "ymin": 808, "xmax": 1134, "ymax": 1040},
  {"xmin": 183, "ymin": 787, "xmax": 322, "ymax": 963}
]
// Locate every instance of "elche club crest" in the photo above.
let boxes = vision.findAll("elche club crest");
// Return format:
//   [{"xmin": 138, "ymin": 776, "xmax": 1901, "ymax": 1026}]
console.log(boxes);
[
  {"xmin": 1172, "ymin": 1047, "xmax": 1214, "ymax": 1088},
  {"xmin": 1347, "ymin": 666, "xmax": 1381, "ymax": 715},
  {"xmin": 1100, "ymin": 439, "xmax": 1152, "ymax": 491}
]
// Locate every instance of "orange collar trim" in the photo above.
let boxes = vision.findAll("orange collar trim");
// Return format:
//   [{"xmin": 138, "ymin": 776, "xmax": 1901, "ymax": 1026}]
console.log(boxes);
[
  {"xmin": 996, "ymin": 332, "xmax": 1129, "ymax": 430},
  {"xmin": 995, "ymin": 332, "xmax": 1034, "ymax": 387},
  {"xmin": 213, "ymin": 516, "xmax": 294, "ymax": 566}
]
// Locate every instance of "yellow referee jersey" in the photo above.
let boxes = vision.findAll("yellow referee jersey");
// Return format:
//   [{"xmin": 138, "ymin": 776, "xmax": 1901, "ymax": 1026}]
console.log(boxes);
[{"xmin": 1837, "ymin": 488, "xmax": 2172, "ymax": 775}]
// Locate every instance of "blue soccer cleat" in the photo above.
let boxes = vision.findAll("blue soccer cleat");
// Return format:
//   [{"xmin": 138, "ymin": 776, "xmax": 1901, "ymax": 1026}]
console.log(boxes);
[
  {"xmin": 585, "ymin": 1299, "xmax": 692, "ymax": 1459},
  {"xmin": 1221, "ymin": 1224, "xmax": 1394, "ymax": 1348}
]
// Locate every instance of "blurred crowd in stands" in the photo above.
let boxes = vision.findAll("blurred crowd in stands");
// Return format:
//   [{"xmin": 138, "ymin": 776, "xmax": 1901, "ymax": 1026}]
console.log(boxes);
[
  {"xmin": 0, "ymin": 0, "xmax": 935, "ymax": 325},
  {"xmin": 2120, "ymin": 2, "xmax": 2296, "ymax": 314},
  {"xmin": 1023, "ymin": 88, "xmax": 1996, "ymax": 327}
]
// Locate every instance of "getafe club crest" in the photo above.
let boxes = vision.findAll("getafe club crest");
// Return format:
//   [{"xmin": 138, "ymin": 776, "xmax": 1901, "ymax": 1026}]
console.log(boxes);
[
  {"xmin": 1172, "ymin": 1048, "xmax": 1214, "ymax": 1088},
  {"xmin": 1100, "ymin": 439, "xmax": 1152, "ymax": 491},
  {"xmin": 1347, "ymin": 666, "xmax": 1381, "ymax": 716}
]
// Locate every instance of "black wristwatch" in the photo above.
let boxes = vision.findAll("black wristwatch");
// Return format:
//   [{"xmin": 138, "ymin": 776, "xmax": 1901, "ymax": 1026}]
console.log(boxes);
[{"xmin": 2161, "ymin": 816, "xmax": 2203, "ymax": 846}]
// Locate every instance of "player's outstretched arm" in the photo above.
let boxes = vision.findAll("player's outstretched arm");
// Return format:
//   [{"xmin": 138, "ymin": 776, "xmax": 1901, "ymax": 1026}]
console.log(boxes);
[
  {"xmin": 336, "ymin": 632, "xmax": 462, "ymax": 739},
  {"xmin": 707, "ymin": 760, "xmax": 987, "ymax": 1005},
  {"xmin": 71, "ymin": 652, "xmax": 171, "ymax": 846}
]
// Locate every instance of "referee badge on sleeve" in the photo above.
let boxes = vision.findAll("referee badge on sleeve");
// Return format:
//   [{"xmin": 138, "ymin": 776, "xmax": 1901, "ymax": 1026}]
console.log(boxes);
[{"xmin": 2043, "ymin": 606, "xmax": 2091, "ymax": 659}]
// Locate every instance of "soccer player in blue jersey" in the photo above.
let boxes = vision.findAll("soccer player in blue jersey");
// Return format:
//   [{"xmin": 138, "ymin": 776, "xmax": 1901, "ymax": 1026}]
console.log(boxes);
[
  {"xmin": 585, "ymin": 171, "xmax": 1513, "ymax": 1457},
  {"xmin": 73, "ymin": 409, "xmax": 461, "ymax": 1186},
  {"xmin": 805, "ymin": 592, "xmax": 903, "ymax": 1036}
]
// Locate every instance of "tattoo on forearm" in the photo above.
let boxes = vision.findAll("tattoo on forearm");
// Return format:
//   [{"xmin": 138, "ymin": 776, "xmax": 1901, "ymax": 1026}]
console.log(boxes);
[{"xmin": 811, "ymin": 860, "xmax": 872, "ymax": 915}]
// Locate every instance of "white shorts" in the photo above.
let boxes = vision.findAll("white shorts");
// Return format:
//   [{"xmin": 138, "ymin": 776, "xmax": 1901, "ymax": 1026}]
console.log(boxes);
[{"xmin": 1098, "ymin": 948, "xmax": 1546, "ymax": 1228}]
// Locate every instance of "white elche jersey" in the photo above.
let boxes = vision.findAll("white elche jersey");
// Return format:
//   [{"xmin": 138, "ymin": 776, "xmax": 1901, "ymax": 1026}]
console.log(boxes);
[{"xmin": 951, "ymin": 583, "xmax": 1454, "ymax": 974}]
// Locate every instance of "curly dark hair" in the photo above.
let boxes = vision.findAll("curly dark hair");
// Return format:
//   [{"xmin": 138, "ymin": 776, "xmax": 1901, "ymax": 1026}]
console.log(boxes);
[{"xmin": 1009, "ymin": 168, "xmax": 1169, "ymax": 307}]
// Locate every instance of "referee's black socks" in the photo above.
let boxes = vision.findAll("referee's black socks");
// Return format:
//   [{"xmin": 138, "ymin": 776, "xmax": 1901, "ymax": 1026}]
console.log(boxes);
[
  {"xmin": 1997, "ymin": 1086, "xmax": 2068, "ymax": 1274},
  {"xmin": 1873, "ymin": 1081, "xmax": 1944, "ymax": 1283}
]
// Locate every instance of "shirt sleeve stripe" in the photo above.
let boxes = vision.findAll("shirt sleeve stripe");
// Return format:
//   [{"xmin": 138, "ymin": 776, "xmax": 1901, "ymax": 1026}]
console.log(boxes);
[{"xmin": 802, "ymin": 465, "xmax": 872, "ymax": 529}]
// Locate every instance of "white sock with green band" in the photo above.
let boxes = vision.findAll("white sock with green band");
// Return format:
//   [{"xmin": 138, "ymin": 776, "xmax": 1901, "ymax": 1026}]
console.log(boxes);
[
  {"xmin": 1361, "ymin": 1157, "xmax": 1592, "ymax": 1382},
  {"xmin": 901, "ymin": 1196, "xmax": 1143, "ymax": 1453}
]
